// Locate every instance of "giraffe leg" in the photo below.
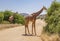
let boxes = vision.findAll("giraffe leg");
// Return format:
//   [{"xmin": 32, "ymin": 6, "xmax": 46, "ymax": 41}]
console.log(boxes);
[
  {"xmin": 32, "ymin": 22, "xmax": 34, "ymax": 35},
  {"xmin": 25, "ymin": 25, "xmax": 27, "ymax": 35},
  {"xmin": 33, "ymin": 21, "xmax": 36, "ymax": 35},
  {"xmin": 25, "ymin": 23, "xmax": 30, "ymax": 35},
  {"xmin": 26, "ymin": 25, "xmax": 30, "ymax": 34}
]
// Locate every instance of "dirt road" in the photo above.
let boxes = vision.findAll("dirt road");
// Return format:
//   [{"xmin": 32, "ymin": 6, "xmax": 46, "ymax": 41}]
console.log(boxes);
[{"xmin": 0, "ymin": 19, "xmax": 46, "ymax": 41}]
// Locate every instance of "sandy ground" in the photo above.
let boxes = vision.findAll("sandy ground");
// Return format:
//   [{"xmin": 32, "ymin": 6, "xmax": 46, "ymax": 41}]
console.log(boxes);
[{"xmin": 0, "ymin": 19, "xmax": 46, "ymax": 41}]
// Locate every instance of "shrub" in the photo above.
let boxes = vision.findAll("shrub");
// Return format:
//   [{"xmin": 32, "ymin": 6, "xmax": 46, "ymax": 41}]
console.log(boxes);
[
  {"xmin": 4, "ymin": 10, "xmax": 13, "ymax": 21},
  {"xmin": 44, "ymin": 1, "xmax": 60, "ymax": 34},
  {"xmin": 13, "ymin": 13, "xmax": 25, "ymax": 25},
  {"xmin": 0, "ymin": 10, "xmax": 25, "ymax": 24},
  {"xmin": 1, "ymin": 21, "xmax": 10, "ymax": 24},
  {"xmin": 0, "ymin": 12, "xmax": 4, "ymax": 23}
]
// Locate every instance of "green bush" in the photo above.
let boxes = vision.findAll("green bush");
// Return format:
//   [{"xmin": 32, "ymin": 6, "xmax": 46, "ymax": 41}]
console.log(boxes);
[
  {"xmin": 0, "ymin": 10, "xmax": 25, "ymax": 24},
  {"xmin": 4, "ymin": 10, "xmax": 13, "ymax": 21},
  {"xmin": 1, "ymin": 21, "xmax": 10, "ymax": 24},
  {"xmin": 0, "ymin": 12, "xmax": 4, "ymax": 23},
  {"xmin": 13, "ymin": 13, "xmax": 25, "ymax": 24},
  {"xmin": 44, "ymin": 1, "xmax": 60, "ymax": 34}
]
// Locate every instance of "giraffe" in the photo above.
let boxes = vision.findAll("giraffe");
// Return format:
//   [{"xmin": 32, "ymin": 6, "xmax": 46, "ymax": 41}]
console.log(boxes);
[{"xmin": 24, "ymin": 6, "xmax": 47, "ymax": 35}]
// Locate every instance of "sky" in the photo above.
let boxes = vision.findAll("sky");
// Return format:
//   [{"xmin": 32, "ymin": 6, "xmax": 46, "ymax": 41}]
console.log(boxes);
[{"xmin": 0, "ymin": 0, "xmax": 60, "ymax": 15}]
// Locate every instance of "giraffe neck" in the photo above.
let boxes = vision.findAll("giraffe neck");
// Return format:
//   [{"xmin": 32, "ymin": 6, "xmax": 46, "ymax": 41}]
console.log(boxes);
[{"xmin": 33, "ymin": 8, "xmax": 44, "ymax": 17}]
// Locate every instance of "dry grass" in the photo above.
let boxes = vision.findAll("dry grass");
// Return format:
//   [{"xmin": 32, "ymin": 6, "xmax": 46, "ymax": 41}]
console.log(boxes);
[
  {"xmin": 0, "ymin": 24, "xmax": 21, "ymax": 30},
  {"xmin": 40, "ymin": 33, "xmax": 60, "ymax": 41}
]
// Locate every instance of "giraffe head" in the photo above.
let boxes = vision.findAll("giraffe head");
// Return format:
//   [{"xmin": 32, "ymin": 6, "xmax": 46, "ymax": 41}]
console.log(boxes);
[{"xmin": 43, "ymin": 6, "xmax": 47, "ymax": 10}]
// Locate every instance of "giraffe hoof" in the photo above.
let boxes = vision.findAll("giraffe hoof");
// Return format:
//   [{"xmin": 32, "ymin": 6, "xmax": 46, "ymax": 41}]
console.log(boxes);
[
  {"xmin": 28, "ymin": 33, "xmax": 30, "ymax": 35},
  {"xmin": 24, "ymin": 34, "xmax": 27, "ymax": 35},
  {"xmin": 35, "ymin": 34, "xmax": 37, "ymax": 36}
]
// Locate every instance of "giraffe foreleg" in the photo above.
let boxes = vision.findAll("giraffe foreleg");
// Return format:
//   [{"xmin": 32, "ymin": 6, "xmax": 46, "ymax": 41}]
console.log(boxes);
[{"xmin": 26, "ymin": 25, "xmax": 30, "ymax": 34}]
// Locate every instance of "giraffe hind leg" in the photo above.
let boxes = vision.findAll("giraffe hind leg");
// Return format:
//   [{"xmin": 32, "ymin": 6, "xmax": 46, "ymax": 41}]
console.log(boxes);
[
  {"xmin": 25, "ymin": 25, "xmax": 27, "ymax": 35},
  {"xmin": 32, "ymin": 22, "xmax": 34, "ymax": 35},
  {"xmin": 33, "ymin": 21, "xmax": 36, "ymax": 35}
]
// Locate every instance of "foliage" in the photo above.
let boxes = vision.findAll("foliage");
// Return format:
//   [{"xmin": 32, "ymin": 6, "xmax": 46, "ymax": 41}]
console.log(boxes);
[
  {"xmin": 0, "ymin": 12, "xmax": 4, "ymax": 23},
  {"xmin": 1, "ymin": 21, "xmax": 10, "ymax": 24},
  {"xmin": 44, "ymin": 1, "xmax": 60, "ymax": 34},
  {"xmin": 4, "ymin": 10, "xmax": 13, "ymax": 21},
  {"xmin": 0, "ymin": 10, "xmax": 25, "ymax": 25},
  {"xmin": 13, "ymin": 13, "xmax": 25, "ymax": 24}
]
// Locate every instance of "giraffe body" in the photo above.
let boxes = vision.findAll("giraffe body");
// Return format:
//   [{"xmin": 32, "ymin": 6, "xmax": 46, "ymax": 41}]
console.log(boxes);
[{"xmin": 25, "ymin": 6, "xmax": 47, "ymax": 35}]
